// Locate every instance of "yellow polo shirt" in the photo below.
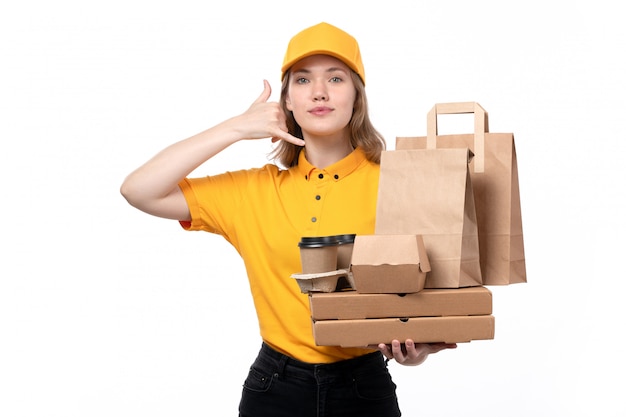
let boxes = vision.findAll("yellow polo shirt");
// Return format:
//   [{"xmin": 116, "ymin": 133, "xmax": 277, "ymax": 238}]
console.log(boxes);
[{"xmin": 178, "ymin": 147, "xmax": 380, "ymax": 363}]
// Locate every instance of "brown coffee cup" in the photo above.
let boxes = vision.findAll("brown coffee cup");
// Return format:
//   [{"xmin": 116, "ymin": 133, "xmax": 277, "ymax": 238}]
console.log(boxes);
[
  {"xmin": 334, "ymin": 234, "xmax": 356, "ymax": 270},
  {"xmin": 298, "ymin": 236, "xmax": 340, "ymax": 274}
]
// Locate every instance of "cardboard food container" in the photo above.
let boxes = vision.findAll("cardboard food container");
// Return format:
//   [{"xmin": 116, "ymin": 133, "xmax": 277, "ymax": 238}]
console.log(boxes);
[
  {"xmin": 309, "ymin": 287, "xmax": 492, "ymax": 320},
  {"xmin": 350, "ymin": 234, "xmax": 430, "ymax": 293},
  {"xmin": 312, "ymin": 315, "xmax": 495, "ymax": 347}
]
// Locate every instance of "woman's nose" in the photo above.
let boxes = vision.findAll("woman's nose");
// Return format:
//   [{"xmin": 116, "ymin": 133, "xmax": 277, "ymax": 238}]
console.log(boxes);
[{"xmin": 312, "ymin": 81, "xmax": 328, "ymax": 101}]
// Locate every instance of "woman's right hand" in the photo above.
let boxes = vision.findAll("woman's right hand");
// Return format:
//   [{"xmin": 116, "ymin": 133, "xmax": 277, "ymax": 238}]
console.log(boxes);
[{"xmin": 236, "ymin": 80, "xmax": 305, "ymax": 146}]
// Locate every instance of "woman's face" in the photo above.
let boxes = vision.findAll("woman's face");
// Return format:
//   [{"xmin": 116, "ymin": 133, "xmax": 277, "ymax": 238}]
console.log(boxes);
[{"xmin": 285, "ymin": 54, "xmax": 356, "ymax": 141}]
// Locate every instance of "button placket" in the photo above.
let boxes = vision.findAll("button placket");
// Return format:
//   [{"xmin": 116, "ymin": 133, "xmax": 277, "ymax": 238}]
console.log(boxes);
[{"xmin": 308, "ymin": 169, "xmax": 330, "ymax": 226}]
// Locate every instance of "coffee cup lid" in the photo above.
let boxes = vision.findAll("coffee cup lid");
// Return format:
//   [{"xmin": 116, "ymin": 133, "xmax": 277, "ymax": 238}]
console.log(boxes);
[
  {"xmin": 298, "ymin": 236, "xmax": 340, "ymax": 248},
  {"xmin": 333, "ymin": 234, "xmax": 356, "ymax": 244}
]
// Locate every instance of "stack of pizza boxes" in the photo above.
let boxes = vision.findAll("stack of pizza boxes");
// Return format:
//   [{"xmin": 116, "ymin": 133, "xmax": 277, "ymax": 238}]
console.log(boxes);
[{"xmin": 306, "ymin": 234, "xmax": 495, "ymax": 348}]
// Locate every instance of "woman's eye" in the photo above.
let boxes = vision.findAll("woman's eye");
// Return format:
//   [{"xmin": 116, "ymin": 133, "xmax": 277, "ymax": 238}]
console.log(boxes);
[
  {"xmin": 330, "ymin": 76, "xmax": 342, "ymax": 83},
  {"xmin": 296, "ymin": 77, "xmax": 309, "ymax": 84}
]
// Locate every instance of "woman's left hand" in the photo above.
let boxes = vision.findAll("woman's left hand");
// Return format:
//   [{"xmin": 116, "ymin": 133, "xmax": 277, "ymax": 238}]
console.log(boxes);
[{"xmin": 377, "ymin": 340, "xmax": 457, "ymax": 366}]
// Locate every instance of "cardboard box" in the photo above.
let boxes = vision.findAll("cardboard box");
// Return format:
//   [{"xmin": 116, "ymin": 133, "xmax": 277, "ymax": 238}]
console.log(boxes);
[
  {"xmin": 309, "ymin": 287, "xmax": 492, "ymax": 320},
  {"xmin": 312, "ymin": 315, "xmax": 495, "ymax": 347},
  {"xmin": 350, "ymin": 234, "xmax": 430, "ymax": 293}
]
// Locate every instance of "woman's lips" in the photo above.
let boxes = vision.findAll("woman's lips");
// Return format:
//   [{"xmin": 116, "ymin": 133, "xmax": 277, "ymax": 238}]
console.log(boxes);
[{"xmin": 309, "ymin": 106, "xmax": 333, "ymax": 116}]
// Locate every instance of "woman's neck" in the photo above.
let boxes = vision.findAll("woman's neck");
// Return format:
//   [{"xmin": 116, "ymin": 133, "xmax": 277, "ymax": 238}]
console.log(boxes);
[{"xmin": 302, "ymin": 133, "xmax": 354, "ymax": 169}]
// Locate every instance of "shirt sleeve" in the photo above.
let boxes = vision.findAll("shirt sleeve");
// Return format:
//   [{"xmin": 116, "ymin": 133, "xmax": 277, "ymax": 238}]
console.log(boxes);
[
  {"xmin": 177, "ymin": 172, "xmax": 240, "ymax": 237},
  {"xmin": 177, "ymin": 164, "xmax": 278, "ymax": 239}
]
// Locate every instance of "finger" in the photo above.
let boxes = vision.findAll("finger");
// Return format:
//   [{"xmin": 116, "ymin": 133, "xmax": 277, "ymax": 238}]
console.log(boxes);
[
  {"xmin": 271, "ymin": 131, "xmax": 305, "ymax": 147},
  {"xmin": 376, "ymin": 343, "xmax": 393, "ymax": 360},
  {"xmin": 390, "ymin": 340, "xmax": 405, "ymax": 362},
  {"xmin": 252, "ymin": 79, "xmax": 272, "ymax": 104},
  {"xmin": 404, "ymin": 339, "xmax": 418, "ymax": 359}
]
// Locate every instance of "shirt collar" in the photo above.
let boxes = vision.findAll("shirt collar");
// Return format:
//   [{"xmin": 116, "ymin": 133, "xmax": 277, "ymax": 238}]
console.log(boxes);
[{"xmin": 296, "ymin": 147, "xmax": 368, "ymax": 182}]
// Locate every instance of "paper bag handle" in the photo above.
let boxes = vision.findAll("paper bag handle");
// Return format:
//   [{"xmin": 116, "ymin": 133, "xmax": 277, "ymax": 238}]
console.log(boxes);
[{"xmin": 426, "ymin": 102, "xmax": 488, "ymax": 173}]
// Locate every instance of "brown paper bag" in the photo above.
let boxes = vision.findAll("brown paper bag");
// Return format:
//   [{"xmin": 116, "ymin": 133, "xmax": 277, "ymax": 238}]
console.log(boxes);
[
  {"xmin": 396, "ymin": 102, "xmax": 526, "ymax": 285},
  {"xmin": 375, "ymin": 148, "xmax": 482, "ymax": 288}
]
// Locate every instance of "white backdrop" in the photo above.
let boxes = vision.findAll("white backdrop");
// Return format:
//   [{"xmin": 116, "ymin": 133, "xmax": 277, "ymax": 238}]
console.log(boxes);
[{"xmin": 2, "ymin": 1, "xmax": 624, "ymax": 416}]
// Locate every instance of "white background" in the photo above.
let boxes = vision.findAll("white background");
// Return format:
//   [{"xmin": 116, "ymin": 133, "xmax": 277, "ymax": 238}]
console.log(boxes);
[{"xmin": 1, "ymin": 0, "xmax": 624, "ymax": 416}]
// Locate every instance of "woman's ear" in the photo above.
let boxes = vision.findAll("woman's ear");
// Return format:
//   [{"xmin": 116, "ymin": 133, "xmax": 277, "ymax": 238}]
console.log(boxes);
[{"xmin": 285, "ymin": 95, "xmax": 293, "ymax": 111}]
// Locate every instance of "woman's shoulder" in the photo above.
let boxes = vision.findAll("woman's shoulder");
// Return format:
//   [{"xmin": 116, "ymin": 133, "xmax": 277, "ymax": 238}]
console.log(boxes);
[{"xmin": 222, "ymin": 163, "xmax": 290, "ymax": 184}]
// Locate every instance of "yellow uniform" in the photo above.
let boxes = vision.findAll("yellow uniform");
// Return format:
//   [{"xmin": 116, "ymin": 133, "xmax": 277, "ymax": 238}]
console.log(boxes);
[{"xmin": 179, "ymin": 148, "xmax": 379, "ymax": 363}]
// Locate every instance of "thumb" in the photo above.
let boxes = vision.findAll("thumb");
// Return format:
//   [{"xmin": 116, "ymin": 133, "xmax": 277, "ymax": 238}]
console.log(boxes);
[{"xmin": 252, "ymin": 79, "xmax": 272, "ymax": 104}]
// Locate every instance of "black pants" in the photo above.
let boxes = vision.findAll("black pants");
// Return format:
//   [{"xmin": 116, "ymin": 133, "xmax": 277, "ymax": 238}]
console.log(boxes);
[{"xmin": 238, "ymin": 343, "xmax": 401, "ymax": 417}]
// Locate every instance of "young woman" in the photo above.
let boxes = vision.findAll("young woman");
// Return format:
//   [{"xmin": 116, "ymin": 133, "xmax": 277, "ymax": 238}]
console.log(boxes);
[{"xmin": 121, "ymin": 22, "xmax": 456, "ymax": 417}]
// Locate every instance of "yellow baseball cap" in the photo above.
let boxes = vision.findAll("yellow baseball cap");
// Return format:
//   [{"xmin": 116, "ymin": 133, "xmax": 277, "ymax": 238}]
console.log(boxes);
[{"xmin": 281, "ymin": 22, "xmax": 365, "ymax": 84}]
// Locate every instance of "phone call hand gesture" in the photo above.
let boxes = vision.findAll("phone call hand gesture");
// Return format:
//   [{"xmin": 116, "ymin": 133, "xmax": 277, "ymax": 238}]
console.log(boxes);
[{"xmin": 238, "ymin": 80, "xmax": 305, "ymax": 147}]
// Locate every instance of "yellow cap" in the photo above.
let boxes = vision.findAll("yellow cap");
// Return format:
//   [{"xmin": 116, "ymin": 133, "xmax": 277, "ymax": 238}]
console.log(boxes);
[{"xmin": 281, "ymin": 22, "xmax": 365, "ymax": 84}]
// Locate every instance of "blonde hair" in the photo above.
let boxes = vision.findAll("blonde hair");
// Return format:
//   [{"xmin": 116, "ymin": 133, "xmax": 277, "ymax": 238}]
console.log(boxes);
[{"xmin": 270, "ymin": 70, "xmax": 386, "ymax": 168}]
